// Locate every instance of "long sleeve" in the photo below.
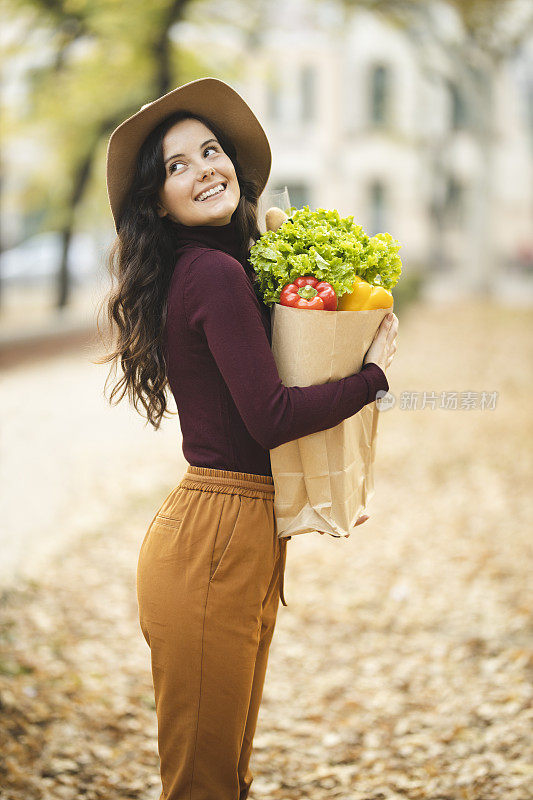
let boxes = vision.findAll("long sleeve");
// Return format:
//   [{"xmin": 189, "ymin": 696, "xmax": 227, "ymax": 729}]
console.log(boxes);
[{"xmin": 184, "ymin": 251, "xmax": 389, "ymax": 451}]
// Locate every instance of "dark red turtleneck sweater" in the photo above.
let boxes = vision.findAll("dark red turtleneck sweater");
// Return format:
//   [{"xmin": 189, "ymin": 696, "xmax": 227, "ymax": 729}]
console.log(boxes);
[{"xmin": 163, "ymin": 215, "xmax": 389, "ymax": 477}]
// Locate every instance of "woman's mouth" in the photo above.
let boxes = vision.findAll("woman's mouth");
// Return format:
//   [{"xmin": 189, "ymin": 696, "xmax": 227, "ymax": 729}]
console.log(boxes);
[{"xmin": 195, "ymin": 182, "xmax": 227, "ymax": 202}]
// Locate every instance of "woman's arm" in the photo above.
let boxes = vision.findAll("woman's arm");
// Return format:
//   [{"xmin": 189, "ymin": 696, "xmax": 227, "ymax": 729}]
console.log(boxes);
[{"xmin": 183, "ymin": 251, "xmax": 389, "ymax": 451}]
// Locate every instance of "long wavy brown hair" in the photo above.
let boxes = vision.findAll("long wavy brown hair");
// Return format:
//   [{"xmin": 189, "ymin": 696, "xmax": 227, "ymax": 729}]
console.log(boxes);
[{"xmin": 96, "ymin": 110, "xmax": 263, "ymax": 430}]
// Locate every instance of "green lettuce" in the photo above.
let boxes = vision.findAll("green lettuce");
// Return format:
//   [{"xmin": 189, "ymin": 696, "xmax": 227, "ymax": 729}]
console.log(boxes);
[{"xmin": 248, "ymin": 206, "xmax": 402, "ymax": 307}]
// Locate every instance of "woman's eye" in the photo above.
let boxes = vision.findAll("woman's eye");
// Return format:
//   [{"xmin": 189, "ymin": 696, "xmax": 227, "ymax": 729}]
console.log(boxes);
[{"xmin": 168, "ymin": 146, "xmax": 219, "ymax": 174}]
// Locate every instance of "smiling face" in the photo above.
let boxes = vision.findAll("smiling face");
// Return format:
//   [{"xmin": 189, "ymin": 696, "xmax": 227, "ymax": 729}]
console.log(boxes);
[{"xmin": 157, "ymin": 117, "xmax": 241, "ymax": 227}]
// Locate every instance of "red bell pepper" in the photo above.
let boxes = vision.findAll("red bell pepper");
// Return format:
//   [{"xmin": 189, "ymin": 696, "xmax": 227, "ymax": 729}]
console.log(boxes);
[{"xmin": 279, "ymin": 275, "xmax": 337, "ymax": 310}]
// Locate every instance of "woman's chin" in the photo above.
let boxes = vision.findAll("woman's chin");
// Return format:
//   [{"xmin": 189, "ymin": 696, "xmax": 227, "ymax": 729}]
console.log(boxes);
[{"xmin": 198, "ymin": 201, "xmax": 238, "ymax": 225}]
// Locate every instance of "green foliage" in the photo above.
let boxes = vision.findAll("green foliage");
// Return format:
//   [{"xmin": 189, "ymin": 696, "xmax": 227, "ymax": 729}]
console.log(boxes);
[
  {"xmin": 249, "ymin": 205, "xmax": 403, "ymax": 307},
  {"xmin": 1, "ymin": 0, "xmax": 243, "ymax": 236}
]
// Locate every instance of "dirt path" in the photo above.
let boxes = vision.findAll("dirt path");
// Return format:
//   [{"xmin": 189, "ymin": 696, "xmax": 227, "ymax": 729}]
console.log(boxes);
[
  {"xmin": 1, "ymin": 300, "xmax": 532, "ymax": 799},
  {"xmin": 0, "ymin": 344, "xmax": 187, "ymax": 588}
]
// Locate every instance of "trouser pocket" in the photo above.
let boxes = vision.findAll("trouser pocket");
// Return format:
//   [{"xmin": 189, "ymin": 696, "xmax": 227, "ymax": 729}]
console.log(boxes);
[{"xmin": 208, "ymin": 494, "xmax": 241, "ymax": 583}]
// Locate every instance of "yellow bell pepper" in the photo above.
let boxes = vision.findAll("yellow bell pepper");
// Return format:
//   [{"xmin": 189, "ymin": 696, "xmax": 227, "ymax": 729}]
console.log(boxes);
[
  {"xmin": 363, "ymin": 285, "xmax": 394, "ymax": 309},
  {"xmin": 337, "ymin": 276, "xmax": 371, "ymax": 310},
  {"xmin": 337, "ymin": 276, "xmax": 393, "ymax": 311}
]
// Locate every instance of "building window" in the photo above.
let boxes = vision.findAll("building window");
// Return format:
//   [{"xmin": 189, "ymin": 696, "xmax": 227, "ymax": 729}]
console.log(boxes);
[
  {"xmin": 443, "ymin": 174, "xmax": 464, "ymax": 226},
  {"xmin": 369, "ymin": 180, "xmax": 386, "ymax": 234},
  {"xmin": 369, "ymin": 64, "xmax": 390, "ymax": 126},
  {"xmin": 300, "ymin": 64, "xmax": 315, "ymax": 122},
  {"xmin": 527, "ymin": 79, "xmax": 533, "ymax": 150},
  {"xmin": 448, "ymin": 79, "xmax": 467, "ymax": 130}
]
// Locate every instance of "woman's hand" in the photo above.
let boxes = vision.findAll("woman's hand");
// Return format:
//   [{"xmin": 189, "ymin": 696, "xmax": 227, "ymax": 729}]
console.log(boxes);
[{"xmin": 363, "ymin": 312, "xmax": 399, "ymax": 373}]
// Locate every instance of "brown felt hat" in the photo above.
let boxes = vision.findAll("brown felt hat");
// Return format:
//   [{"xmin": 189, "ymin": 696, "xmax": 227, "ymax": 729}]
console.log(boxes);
[{"xmin": 106, "ymin": 77, "xmax": 272, "ymax": 233}]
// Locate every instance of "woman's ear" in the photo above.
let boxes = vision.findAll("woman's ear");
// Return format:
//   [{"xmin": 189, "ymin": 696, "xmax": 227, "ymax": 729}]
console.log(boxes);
[{"xmin": 157, "ymin": 203, "xmax": 168, "ymax": 218}]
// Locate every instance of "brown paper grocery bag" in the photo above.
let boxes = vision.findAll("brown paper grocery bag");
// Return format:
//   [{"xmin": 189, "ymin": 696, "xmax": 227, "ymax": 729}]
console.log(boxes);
[{"xmin": 269, "ymin": 302, "xmax": 390, "ymax": 539}]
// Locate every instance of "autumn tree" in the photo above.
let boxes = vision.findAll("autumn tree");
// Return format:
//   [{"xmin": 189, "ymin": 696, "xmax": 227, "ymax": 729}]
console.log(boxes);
[{"xmin": 1, "ymin": 0, "xmax": 267, "ymax": 309}]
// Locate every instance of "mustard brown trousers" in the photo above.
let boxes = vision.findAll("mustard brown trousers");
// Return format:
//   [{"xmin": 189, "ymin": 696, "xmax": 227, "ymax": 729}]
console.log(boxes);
[{"xmin": 136, "ymin": 465, "xmax": 289, "ymax": 800}]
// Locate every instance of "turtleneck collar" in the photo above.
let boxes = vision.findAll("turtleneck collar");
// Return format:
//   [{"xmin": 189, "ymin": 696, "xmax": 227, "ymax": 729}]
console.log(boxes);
[{"xmin": 173, "ymin": 214, "xmax": 242, "ymax": 263}]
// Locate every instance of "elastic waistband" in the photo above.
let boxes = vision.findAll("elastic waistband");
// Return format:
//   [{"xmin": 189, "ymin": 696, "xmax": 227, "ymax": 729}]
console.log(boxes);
[{"xmin": 180, "ymin": 465, "xmax": 275, "ymax": 499}]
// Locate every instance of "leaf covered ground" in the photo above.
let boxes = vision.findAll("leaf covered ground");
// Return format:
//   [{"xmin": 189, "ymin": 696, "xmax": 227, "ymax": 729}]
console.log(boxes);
[{"xmin": 1, "ymin": 300, "xmax": 532, "ymax": 799}]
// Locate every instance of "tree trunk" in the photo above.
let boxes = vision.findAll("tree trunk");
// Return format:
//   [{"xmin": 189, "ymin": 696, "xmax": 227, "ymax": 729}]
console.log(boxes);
[
  {"xmin": 154, "ymin": 0, "xmax": 187, "ymax": 95},
  {"xmin": 56, "ymin": 146, "xmax": 93, "ymax": 309}
]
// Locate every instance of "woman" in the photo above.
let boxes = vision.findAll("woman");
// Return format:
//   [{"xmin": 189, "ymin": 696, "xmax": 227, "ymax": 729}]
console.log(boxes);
[{"xmin": 100, "ymin": 78, "xmax": 398, "ymax": 800}]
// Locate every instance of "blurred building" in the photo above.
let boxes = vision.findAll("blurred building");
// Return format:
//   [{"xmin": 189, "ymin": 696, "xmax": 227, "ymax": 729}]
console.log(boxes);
[
  {"xmin": 234, "ymin": 0, "xmax": 533, "ymax": 304},
  {"xmin": 2, "ymin": 0, "xmax": 532, "ymax": 308}
]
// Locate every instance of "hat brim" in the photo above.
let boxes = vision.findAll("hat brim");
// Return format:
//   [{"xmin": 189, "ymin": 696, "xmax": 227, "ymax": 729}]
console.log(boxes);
[{"xmin": 106, "ymin": 77, "xmax": 272, "ymax": 233}]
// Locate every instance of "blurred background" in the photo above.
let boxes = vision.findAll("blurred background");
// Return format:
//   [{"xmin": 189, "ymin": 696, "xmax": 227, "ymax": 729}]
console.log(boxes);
[
  {"xmin": 1, "ymin": 1, "xmax": 532, "ymax": 799},
  {"xmin": 2, "ymin": 0, "xmax": 532, "ymax": 328}
]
